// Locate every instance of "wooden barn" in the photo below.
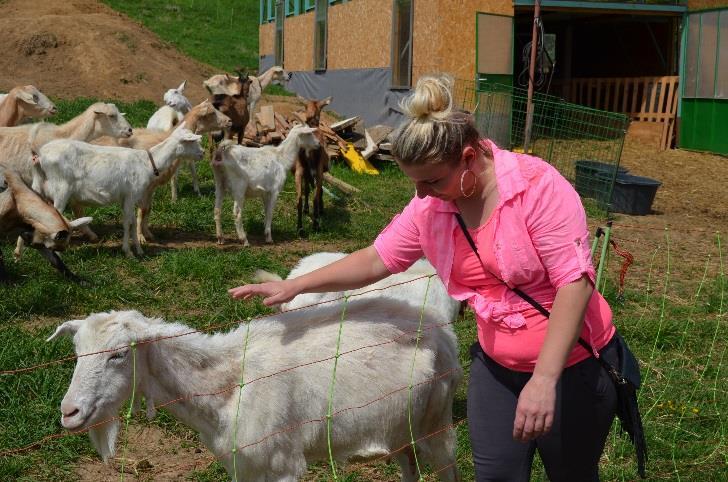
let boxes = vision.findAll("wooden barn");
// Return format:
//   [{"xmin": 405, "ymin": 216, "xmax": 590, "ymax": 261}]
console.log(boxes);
[{"xmin": 259, "ymin": 1, "xmax": 725, "ymax": 153}]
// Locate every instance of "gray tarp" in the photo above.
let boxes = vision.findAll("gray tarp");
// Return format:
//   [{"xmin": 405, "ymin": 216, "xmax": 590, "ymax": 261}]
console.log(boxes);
[{"xmin": 284, "ymin": 67, "xmax": 411, "ymax": 127}]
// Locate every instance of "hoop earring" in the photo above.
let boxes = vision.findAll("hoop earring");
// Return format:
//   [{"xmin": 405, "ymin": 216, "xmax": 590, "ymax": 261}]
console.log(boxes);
[{"xmin": 460, "ymin": 169, "xmax": 477, "ymax": 198}]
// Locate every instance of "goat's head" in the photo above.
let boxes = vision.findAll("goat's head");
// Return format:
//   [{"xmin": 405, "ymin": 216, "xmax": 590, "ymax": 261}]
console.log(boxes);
[
  {"xmin": 23, "ymin": 216, "xmax": 93, "ymax": 252},
  {"xmin": 3, "ymin": 168, "xmax": 92, "ymax": 251},
  {"xmin": 203, "ymin": 73, "xmax": 240, "ymax": 96},
  {"xmin": 12, "ymin": 85, "xmax": 56, "ymax": 118},
  {"xmin": 47, "ymin": 310, "xmax": 158, "ymax": 461},
  {"xmin": 288, "ymin": 124, "xmax": 320, "ymax": 152},
  {"xmin": 163, "ymin": 80, "xmax": 191, "ymax": 113},
  {"xmin": 239, "ymin": 76, "xmax": 253, "ymax": 100},
  {"xmin": 298, "ymin": 96, "xmax": 332, "ymax": 127},
  {"xmin": 170, "ymin": 125, "xmax": 204, "ymax": 160},
  {"xmin": 90, "ymin": 103, "xmax": 133, "ymax": 138},
  {"xmin": 212, "ymin": 140, "xmax": 235, "ymax": 166},
  {"xmin": 190, "ymin": 100, "xmax": 232, "ymax": 133},
  {"xmin": 270, "ymin": 66, "xmax": 292, "ymax": 84}
]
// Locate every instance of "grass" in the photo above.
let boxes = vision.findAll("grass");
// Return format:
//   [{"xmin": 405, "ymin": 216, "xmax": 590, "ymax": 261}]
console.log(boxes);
[
  {"xmin": 1, "ymin": 2, "xmax": 726, "ymax": 480},
  {"xmin": 101, "ymin": 0, "xmax": 260, "ymax": 73},
  {"xmin": 0, "ymin": 100, "xmax": 725, "ymax": 482}
]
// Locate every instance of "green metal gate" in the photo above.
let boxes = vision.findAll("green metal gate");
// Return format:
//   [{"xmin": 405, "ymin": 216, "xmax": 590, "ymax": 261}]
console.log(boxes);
[{"xmin": 454, "ymin": 80, "xmax": 629, "ymax": 214}]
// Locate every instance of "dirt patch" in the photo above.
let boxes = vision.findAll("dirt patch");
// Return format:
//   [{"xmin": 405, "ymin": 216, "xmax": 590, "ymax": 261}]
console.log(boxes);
[
  {"xmin": 74, "ymin": 424, "xmax": 214, "ymax": 481},
  {"xmin": 0, "ymin": 0, "xmax": 216, "ymax": 103}
]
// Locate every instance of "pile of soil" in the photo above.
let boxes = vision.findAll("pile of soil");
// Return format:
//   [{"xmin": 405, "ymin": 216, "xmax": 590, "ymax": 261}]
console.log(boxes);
[{"xmin": 0, "ymin": 0, "xmax": 217, "ymax": 103}]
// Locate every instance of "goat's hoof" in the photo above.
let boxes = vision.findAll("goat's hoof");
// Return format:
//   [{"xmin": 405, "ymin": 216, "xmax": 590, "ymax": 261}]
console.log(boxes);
[
  {"xmin": 265, "ymin": 238, "xmax": 273, "ymax": 244},
  {"xmin": 297, "ymin": 228, "xmax": 306, "ymax": 238},
  {"xmin": 240, "ymin": 240, "xmax": 250, "ymax": 247},
  {"xmin": 217, "ymin": 237, "xmax": 225, "ymax": 245},
  {"xmin": 87, "ymin": 235, "xmax": 100, "ymax": 243}
]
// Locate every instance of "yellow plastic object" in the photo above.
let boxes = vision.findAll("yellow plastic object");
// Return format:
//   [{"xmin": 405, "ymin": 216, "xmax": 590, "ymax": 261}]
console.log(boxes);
[
  {"xmin": 512, "ymin": 147, "xmax": 534, "ymax": 154},
  {"xmin": 342, "ymin": 142, "xmax": 379, "ymax": 175}
]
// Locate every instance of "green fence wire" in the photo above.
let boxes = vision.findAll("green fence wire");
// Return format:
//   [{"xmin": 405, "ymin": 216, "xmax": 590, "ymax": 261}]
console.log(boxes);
[{"xmin": 453, "ymin": 79, "xmax": 630, "ymax": 215}]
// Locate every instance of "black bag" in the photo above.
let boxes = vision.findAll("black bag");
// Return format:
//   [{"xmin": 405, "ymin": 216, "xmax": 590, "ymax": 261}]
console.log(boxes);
[{"xmin": 454, "ymin": 212, "xmax": 648, "ymax": 478}]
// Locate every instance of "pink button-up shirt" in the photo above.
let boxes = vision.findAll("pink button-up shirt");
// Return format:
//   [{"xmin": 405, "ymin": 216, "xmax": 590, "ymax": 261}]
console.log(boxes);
[{"xmin": 374, "ymin": 140, "xmax": 615, "ymax": 371}]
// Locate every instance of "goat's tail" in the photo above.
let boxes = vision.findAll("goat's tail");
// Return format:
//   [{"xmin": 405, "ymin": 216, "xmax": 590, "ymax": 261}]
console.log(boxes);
[
  {"xmin": 252, "ymin": 269, "xmax": 283, "ymax": 283},
  {"xmin": 31, "ymin": 159, "xmax": 47, "ymax": 196}
]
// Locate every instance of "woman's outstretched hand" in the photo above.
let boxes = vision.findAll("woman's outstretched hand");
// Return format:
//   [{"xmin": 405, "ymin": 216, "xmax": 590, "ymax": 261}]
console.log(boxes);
[{"xmin": 228, "ymin": 279, "xmax": 300, "ymax": 306}]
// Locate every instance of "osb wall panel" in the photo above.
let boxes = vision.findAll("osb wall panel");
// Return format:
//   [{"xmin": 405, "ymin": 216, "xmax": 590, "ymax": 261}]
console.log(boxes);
[
  {"xmin": 259, "ymin": 22, "xmax": 275, "ymax": 57},
  {"xmin": 412, "ymin": 0, "xmax": 513, "ymax": 85},
  {"xmin": 688, "ymin": 0, "xmax": 728, "ymax": 10},
  {"xmin": 329, "ymin": 0, "xmax": 392, "ymax": 70},
  {"xmin": 284, "ymin": 12, "xmax": 315, "ymax": 72}
]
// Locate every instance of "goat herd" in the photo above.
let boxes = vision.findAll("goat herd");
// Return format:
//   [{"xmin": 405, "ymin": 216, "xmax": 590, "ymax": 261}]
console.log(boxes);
[
  {"xmin": 1, "ymin": 68, "xmax": 466, "ymax": 481},
  {"xmin": 0, "ymin": 66, "xmax": 330, "ymax": 279}
]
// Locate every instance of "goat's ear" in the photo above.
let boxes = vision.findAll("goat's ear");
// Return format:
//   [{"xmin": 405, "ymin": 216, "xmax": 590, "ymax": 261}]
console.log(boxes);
[
  {"xmin": 69, "ymin": 216, "xmax": 93, "ymax": 231},
  {"xmin": 47, "ymin": 319, "xmax": 83, "ymax": 342},
  {"xmin": 224, "ymin": 74, "xmax": 232, "ymax": 81},
  {"xmin": 177, "ymin": 80, "xmax": 187, "ymax": 92},
  {"xmin": 319, "ymin": 96, "xmax": 332, "ymax": 107},
  {"xmin": 17, "ymin": 90, "xmax": 35, "ymax": 103},
  {"xmin": 120, "ymin": 112, "xmax": 127, "ymax": 117},
  {"xmin": 296, "ymin": 94, "xmax": 309, "ymax": 104}
]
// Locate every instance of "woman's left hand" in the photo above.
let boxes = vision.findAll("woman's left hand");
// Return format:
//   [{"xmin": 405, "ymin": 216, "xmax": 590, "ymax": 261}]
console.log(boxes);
[{"xmin": 512, "ymin": 374, "xmax": 557, "ymax": 442}]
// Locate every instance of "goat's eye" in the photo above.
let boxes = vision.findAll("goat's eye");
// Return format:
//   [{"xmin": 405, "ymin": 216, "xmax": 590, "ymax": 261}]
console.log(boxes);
[
  {"xmin": 32, "ymin": 94, "xmax": 39, "ymax": 102},
  {"xmin": 107, "ymin": 350, "xmax": 127, "ymax": 363}
]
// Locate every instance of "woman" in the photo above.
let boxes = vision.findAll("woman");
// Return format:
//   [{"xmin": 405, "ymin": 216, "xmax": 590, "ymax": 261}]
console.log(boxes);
[{"xmin": 229, "ymin": 75, "xmax": 618, "ymax": 481}]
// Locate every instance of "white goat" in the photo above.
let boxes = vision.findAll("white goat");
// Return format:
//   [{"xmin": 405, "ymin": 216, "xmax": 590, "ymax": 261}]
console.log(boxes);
[
  {"xmin": 146, "ymin": 81, "xmax": 191, "ymax": 131},
  {"xmin": 0, "ymin": 85, "xmax": 56, "ymax": 127},
  {"xmin": 49, "ymin": 302, "xmax": 461, "ymax": 481},
  {"xmin": 146, "ymin": 81, "xmax": 201, "ymax": 199},
  {"xmin": 96, "ymin": 100, "xmax": 231, "ymax": 244},
  {"xmin": 256, "ymin": 253, "xmax": 461, "ymax": 324},
  {"xmin": 212, "ymin": 124, "xmax": 319, "ymax": 246},
  {"xmin": 32, "ymin": 127, "xmax": 204, "ymax": 257},
  {"xmin": 0, "ymin": 102, "xmax": 133, "ymax": 186},
  {"xmin": 204, "ymin": 66, "xmax": 291, "ymax": 126}
]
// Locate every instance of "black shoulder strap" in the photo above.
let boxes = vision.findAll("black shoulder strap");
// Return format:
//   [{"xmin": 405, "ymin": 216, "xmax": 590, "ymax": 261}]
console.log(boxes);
[{"xmin": 454, "ymin": 212, "xmax": 594, "ymax": 356}]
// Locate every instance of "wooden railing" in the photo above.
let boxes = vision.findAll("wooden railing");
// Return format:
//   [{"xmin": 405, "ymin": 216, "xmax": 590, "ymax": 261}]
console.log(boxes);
[{"xmin": 563, "ymin": 76, "xmax": 679, "ymax": 150}]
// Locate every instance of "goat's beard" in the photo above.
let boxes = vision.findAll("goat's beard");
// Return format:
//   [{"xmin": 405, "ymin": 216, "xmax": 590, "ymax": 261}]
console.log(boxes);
[{"xmin": 89, "ymin": 418, "xmax": 119, "ymax": 463}]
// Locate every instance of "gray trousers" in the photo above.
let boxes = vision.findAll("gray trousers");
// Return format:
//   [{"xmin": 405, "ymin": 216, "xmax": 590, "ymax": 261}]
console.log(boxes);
[{"xmin": 467, "ymin": 336, "xmax": 618, "ymax": 482}]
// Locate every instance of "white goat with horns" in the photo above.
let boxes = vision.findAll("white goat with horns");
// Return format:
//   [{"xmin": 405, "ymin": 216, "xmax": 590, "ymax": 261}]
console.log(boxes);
[{"xmin": 50, "ymin": 290, "xmax": 462, "ymax": 481}]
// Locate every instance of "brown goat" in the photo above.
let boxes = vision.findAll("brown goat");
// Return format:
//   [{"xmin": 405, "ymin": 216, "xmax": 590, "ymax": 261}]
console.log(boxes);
[
  {"xmin": 293, "ymin": 96, "xmax": 331, "ymax": 235},
  {"xmin": 211, "ymin": 74, "xmax": 252, "ymax": 145},
  {"xmin": 0, "ymin": 168, "xmax": 91, "ymax": 282}
]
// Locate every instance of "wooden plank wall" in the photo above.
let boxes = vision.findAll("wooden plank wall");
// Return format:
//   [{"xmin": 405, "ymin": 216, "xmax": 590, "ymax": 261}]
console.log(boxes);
[
  {"xmin": 259, "ymin": 22, "xmax": 275, "ymax": 57},
  {"xmin": 566, "ymin": 76, "xmax": 680, "ymax": 150},
  {"xmin": 283, "ymin": 11, "xmax": 315, "ymax": 72},
  {"xmin": 328, "ymin": 0, "xmax": 392, "ymax": 70}
]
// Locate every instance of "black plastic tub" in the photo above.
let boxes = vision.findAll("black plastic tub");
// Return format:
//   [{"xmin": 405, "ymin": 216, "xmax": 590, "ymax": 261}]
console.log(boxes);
[
  {"xmin": 574, "ymin": 160, "xmax": 629, "ymax": 199},
  {"xmin": 596, "ymin": 173, "xmax": 662, "ymax": 215}
]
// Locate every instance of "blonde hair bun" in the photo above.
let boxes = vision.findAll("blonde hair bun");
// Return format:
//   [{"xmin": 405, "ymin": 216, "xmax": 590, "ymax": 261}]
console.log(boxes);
[{"xmin": 401, "ymin": 75, "xmax": 454, "ymax": 122}]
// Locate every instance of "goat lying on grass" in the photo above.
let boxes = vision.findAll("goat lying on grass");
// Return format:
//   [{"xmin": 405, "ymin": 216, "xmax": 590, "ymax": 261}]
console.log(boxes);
[
  {"xmin": 0, "ymin": 85, "xmax": 56, "ymax": 127},
  {"xmin": 49, "ymin": 297, "xmax": 462, "ymax": 481},
  {"xmin": 32, "ymin": 126, "xmax": 203, "ymax": 258},
  {"xmin": 0, "ymin": 168, "xmax": 90, "ymax": 282},
  {"xmin": 211, "ymin": 124, "xmax": 319, "ymax": 246}
]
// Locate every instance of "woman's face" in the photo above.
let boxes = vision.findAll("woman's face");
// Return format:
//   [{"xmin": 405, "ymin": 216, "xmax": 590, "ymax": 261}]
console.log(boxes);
[{"xmin": 398, "ymin": 146, "xmax": 477, "ymax": 201}]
